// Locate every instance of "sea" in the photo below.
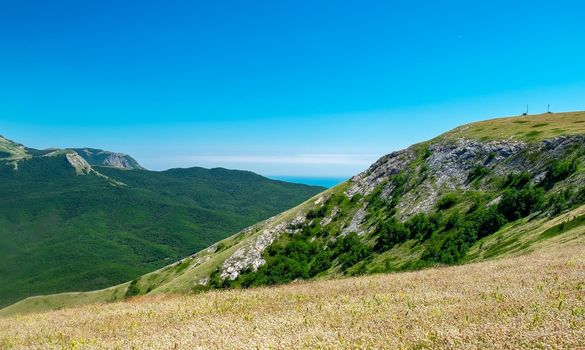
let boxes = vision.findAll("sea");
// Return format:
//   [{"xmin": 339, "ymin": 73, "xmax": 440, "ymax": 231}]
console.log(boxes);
[{"xmin": 268, "ymin": 176, "xmax": 349, "ymax": 188}]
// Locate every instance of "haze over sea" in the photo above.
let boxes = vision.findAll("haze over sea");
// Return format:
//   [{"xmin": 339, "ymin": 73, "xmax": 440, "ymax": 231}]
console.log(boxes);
[{"xmin": 269, "ymin": 176, "xmax": 348, "ymax": 188}]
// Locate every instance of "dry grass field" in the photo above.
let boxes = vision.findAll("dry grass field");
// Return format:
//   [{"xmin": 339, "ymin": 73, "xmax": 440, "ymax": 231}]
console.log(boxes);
[{"xmin": 1, "ymin": 237, "xmax": 584, "ymax": 349}]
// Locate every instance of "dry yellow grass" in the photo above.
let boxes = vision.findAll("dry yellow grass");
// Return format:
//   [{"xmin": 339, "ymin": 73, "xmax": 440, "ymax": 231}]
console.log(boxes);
[
  {"xmin": 442, "ymin": 111, "xmax": 585, "ymax": 142},
  {"xmin": 1, "ymin": 238, "xmax": 584, "ymax": 349}
]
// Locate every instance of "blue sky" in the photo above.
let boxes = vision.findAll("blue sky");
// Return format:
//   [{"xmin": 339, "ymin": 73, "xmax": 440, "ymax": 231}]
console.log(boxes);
[{"xmin": 1, "ymin": 0, "xmax": 584, "ymax": 176}]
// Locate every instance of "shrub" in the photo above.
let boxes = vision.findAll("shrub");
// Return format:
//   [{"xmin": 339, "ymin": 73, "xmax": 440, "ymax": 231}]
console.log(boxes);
[
  {"xmin": 125, "ymin": 279, "xmax": 141, "ymax": 297},
  {"xmin": 405, "ymin": 213, "xmax": 436, "ymax": 241},
  {"xmin": 543, "ymin": 157, "xmax": 580, "ymax": 189},
  {"xmin": 306, "ymin": 205, "xmax": 327, "ymax": 220},
  {"xmin": 437, "ymin": 193, "xmax": 459, "ymax": 210},
  {"xmin": 467, "ymin": 206, "xmax": 507, "ymax": 239},
  {"xmin": 468, "ymin": 165, "xmax": 490, "ymax": 182},
  {"xmin": 498, "ymin": 186, "xmax": 545, "ymax": 220},
  {"xmin": 501, "ymin": 172, "xmax": 532, "ymax": 190},
  {"xmin": 546, "ymin": 189, "xmax": 573, "ymax": 215},
  {"xmin": 374, "ymin": 219, "xmax": 410, "ymax": 252},
  {"xmin": 335, "ymin": 233, "xmax": 372, "ymax": 269}
]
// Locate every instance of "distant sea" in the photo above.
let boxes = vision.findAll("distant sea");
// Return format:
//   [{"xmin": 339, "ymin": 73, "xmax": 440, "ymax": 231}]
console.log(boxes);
[{"xmin": 269, "ymin": 176, "xmax": 349, "ymax": 188}]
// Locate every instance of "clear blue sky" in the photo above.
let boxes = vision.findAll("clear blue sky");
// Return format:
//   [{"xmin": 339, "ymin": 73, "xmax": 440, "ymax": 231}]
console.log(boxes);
[{"xmin": 1, "ymin": 0, "xmax": 584, "ymax": 176}]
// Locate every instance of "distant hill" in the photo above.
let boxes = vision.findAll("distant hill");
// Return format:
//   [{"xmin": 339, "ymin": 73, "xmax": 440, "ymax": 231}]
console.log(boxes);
[
  {"xmin": 0, "ymin": 135, "xmax": 324, "ymax": 308},
  {"xmin": 4, "ymin": 111, "xmax": 583, "ymax": 316}
]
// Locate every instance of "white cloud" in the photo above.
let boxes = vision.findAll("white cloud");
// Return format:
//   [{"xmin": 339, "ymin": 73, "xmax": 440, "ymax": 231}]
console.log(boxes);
[{"xmin": 171, "ymin": 153, "xmax": 377, "ymax": 166}]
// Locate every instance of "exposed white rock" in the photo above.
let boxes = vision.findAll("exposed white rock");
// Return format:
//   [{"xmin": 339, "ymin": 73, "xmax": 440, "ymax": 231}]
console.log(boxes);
[
  {"xmin": 66, "ymin": 153, "xmax": 92, "ymax": 175},
  {"xmin": 341, "ymin": 205, "xmax": 367, "ymax": 236},
  {"xmin": 320, "ymin": 206, "xmax": 339, "ymax": 227},
  {"xmin": 103, "ymin": 153, "xmax": 135, "ymax": 169},
  {"xmin": 220, "ymin": 213, "xmax": 307, "ymax": 280}
]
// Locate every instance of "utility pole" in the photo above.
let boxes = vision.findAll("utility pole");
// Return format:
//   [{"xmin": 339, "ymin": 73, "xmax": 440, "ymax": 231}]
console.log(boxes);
[{"xmin": 523, "ymin": 104, "xmax": 528, "ymax": 116}]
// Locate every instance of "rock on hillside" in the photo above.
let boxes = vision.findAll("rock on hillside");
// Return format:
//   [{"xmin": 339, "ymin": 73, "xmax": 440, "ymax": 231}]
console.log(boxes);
[{"xmin": 72, "ymin": 148, "xmax": 144, "ymax": 170}]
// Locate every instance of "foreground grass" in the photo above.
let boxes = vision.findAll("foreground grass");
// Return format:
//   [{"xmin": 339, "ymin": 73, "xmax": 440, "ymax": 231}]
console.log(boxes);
[{"xmin": 1, "ymin": 239, "xmax": 584, "ymax": 349}]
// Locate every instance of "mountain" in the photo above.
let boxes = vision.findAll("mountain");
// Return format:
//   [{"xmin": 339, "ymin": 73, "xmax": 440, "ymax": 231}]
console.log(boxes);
[
  {"xmin": 2, "ymin": 111, "xmax": 585, "ymax": 316},
  {"xmin": 71, "ymin": 148, "xmax": 143, "ymax": 170},
  {"xmin": 0, "ymin": 135, "xmax": 143, "ymax": 170},
  {"xmin": 0, "ymin": 137, "xmax": 324, "ymax": 308}
]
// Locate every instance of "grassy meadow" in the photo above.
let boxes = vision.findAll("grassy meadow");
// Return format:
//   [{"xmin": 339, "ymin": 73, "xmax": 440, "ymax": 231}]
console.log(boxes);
[
  {"xmin": 442, "ymin": 111, "xmax": 585, "ymax": 142},
  {"xmin": 1, "ymin": 231, "xmax": 583, "ymax": 349}
]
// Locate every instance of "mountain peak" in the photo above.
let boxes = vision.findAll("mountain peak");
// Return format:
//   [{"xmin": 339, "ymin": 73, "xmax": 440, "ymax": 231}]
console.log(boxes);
[
  {"xmin": 72, "ymin": 148, "xmax": 144, "ymax": 170},
  {"xmin": 0, "ymin": 133, "xmax": 144, "ymax": 170}
]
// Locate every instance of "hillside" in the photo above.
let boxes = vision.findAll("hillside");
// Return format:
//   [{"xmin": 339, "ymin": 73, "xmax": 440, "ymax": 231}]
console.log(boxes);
[
  {"xmin": 0, "ymin": 229, "xmax": 583, "ymax": 348},
  {"xmin": 0, "ymin": 137, "xmax": 324, "ymax": 308},
  {"xmin": 2, "ymin": 111, "xmax": 585, "ymax": 316}
]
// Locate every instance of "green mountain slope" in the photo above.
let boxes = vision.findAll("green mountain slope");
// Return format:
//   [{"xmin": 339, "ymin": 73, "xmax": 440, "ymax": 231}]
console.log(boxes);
[
  {"xmin": 0, "ymin": 142, "xmax": 324, "ymax": 308},
  {"xmin": 2, "ymin": 111, "xmax": 585, "ymax": 317}
]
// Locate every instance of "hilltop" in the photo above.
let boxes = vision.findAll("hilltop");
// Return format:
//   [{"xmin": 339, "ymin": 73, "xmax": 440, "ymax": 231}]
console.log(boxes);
[
  {"xmin": 3, "ymin": 111, "xmax": 583, "ymax": 317},
  {"xmin": 0, "ymin": 136, "xmax": 324, "ymax": 308}
]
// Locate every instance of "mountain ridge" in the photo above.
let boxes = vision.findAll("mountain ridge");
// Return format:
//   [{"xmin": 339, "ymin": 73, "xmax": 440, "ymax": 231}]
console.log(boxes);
[
  {"xmin": 0, "ymin": 135, "xmax": 144, "ymax": 170},
  {"xmin": 0, "ymin": 136, "xmax": 324, "ymax": 308},
  {"xmin": 3, "ymin": 111, "xmax": 583, "ymax": 316}
]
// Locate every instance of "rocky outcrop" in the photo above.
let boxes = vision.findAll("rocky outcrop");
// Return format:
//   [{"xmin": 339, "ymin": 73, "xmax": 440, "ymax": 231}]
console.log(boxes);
[
  {"xmin": 103, "ymin": 153, "xmax": 137, "ymax": 169},
  {"xmin": 345, "ymin": 136, "xmax": 584, "ymax": 219},
  {"xmin": 346, "ymin": 149, "xmax": 415, "ymax": 197},
  {"xmin": 75, "ymin": 148, "xmax": 143, "ymax": 170},
  {"xmin": 66, "ymin": 153, "xmax": 93, "ymax": 174},
  {"xmin": 220, "ymin": 213, "xmax": 307, "ymax": 280}
]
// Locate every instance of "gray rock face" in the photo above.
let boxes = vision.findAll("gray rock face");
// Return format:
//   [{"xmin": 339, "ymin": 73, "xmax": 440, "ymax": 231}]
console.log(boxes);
[
  {"xmin": 346, "ymin": 148, "xmax": 416, "ymax": 197},
  {"xmin": 73, "ymin": 148, "xmax": 144, "ymax": 170},
  {"xmin": 346, "ymin": 136, "xmax": 584, "ymax": 219},
  {"xmin": 341, "ymin": 205, "xmax": 367, "ymax": 236},
  {"xmin": 103, "ymin": 153, "xmax": 135, "ymax": 169}
]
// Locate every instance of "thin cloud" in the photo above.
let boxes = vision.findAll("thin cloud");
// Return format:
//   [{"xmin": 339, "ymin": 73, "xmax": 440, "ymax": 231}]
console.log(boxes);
[{"xmin": 172, "ymin": 154, "xmax": 377, "ymax": 166}]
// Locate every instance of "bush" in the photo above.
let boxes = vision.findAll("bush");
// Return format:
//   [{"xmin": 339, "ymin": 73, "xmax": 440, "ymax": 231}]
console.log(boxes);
[
  {"xmin": 437, "ymin": 193, "xmax": 459, "ymax": 210},
  {"xmin": 501, "ymin": 172, "xmax": 532, "ymax": 190},
  {"xmin": 468, "ymin": 165, "xmax": 490, "ymax": 182},
  {"xmin": 374, "ymin": 219, "xmax": 410, "ymax": 252},
  {"xmin": 310, "ymin": 250, "xmax": 333, "ymax": 276},
  {"xmin": 498, "ymin": 186, "xmax": 545, "ymax": 221},
  {"xmin": 335, "ymin": 233, "xmax": 372, "ymax": 269},
  {"xmin": 543, "ymin": 157, "xmax": 580, "ymax": 189},
  {"xmin": 306, "ymin": 205, "xmax": 327, "ymax": 220},
  {"xmin": 467, "ymin": 206, "xmax": 507, "ymax": 239},
  {"xmin": 405, "ymin": 213, "xmax": 436, "ymax": 241},
  {"xmin": 546, "ymin": 189, "xmax": 573, "ymax": 215},
  {"xmin": 125, "ymin": 279, "xmax": 141, "ymax": 297}
]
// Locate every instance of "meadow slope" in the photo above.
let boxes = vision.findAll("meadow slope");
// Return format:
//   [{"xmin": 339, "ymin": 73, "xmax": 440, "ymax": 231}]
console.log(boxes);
[{"xmin": 0, "ymin": 229, "xmax": 583, "ymax": 349}]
